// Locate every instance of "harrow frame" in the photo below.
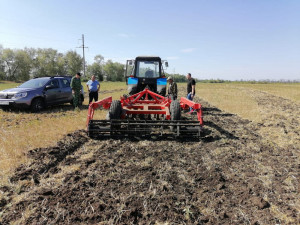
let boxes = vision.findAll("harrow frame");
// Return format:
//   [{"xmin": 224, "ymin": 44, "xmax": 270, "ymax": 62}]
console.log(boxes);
[{"xmin": 86, "ymin": 88, "xmax": 203, "ymax": 138}]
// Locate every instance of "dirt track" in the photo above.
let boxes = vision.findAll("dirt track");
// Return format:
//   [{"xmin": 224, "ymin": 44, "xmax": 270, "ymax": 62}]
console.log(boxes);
[{"xmin": 0, "ymin": 91, "xmax": 299, "ymax": 224}]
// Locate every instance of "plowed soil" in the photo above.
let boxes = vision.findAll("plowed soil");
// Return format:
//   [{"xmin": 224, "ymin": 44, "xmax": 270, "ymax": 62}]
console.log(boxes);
[{"xmin": 0, "ymin": 91, "xmax": 299, "ymax": 224}]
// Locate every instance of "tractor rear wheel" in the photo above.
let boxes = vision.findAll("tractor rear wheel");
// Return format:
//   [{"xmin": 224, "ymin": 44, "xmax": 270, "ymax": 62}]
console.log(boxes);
[
  {"xmin": 170, "ymin": 100, "xmax": 181, "ymax": 120},
  {"xmin": 109, "ymin": 100, "xmax": 122, "ymax": 119},
  {"xmin": 170, "ymin": 100, "xmax": 181, "ymax": 133}
]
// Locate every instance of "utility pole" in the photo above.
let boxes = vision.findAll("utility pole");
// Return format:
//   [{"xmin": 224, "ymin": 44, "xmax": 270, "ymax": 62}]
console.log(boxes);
[{"xmin": 77, "ymin": 34, "xmax": 88, "ymax": 76}]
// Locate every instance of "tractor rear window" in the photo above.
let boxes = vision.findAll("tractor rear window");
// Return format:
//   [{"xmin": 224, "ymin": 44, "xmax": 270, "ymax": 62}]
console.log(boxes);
[{"xmin": 136, "ymin": 61, "xmax": 160, "ymax": 78}]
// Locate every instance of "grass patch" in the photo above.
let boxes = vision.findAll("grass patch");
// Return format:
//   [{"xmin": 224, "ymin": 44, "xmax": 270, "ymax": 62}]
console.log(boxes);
[
  {"xmin": 182, "ymin": 83, "xmax": 261, "ymax": 122},
  {"xmin": 0, "ymin": 81, "xmax": 126, "ymax": 185},
  {"xmin": 237, "ymin": 83, "xmax": 300, "ymax": 102},
  {"xmin": 0, "ymin": 81, "xmax": 19, "ymax": 91},
  {"xmin": 188, "ymin": 82, "xmax": 300, "ymax": 122}
]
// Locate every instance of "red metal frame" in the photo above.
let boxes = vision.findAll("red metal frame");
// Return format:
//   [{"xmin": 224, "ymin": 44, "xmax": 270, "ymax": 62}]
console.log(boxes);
[
  {"xmin": 86, "ymin": 88, "xmax": 203, "ymax": 128},
  {"xmin": 121, "ymin": 88, "xmax": 169, "ymax": 106},
  {"xmin": 120, "ymin": 88, "xmax": 171, "ymax": 120},
  {"xmin": 180, "ymin": 97, "xmax": 204, "ymax": 126},
  {"xmin": 86, "ymin": 96, "xmax": 112, "ymax": 127}
]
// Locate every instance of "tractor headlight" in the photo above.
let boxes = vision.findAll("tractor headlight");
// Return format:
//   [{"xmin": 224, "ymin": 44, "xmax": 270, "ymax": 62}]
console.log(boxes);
[{"xmin": 13, "ymin": 92, "xmax": 28, "ymax": 99}]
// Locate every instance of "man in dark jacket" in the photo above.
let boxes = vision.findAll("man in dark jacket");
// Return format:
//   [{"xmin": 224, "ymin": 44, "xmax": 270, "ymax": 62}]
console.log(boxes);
[{"xmin": 70, "ymin": 72, "xmax": 82, "ymax": 109}]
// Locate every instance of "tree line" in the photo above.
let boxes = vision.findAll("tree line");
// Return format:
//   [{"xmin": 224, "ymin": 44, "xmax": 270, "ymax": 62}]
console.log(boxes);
[
  {"xmin": 0, "ymin": 45, "xmax": 125, "ymax": 82},
  {"xmin": 1, "ymin": 45, "xmax": 298, "ymax": 83},
  {"xmin": 0, "ymin": 45, "xmax": 208, "ymax": 83}
]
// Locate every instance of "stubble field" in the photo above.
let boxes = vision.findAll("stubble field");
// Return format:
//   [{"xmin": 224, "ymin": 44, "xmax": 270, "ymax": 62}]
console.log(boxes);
[{"xmin": 0, "ymin": 81, "xmax": 299, "ymax": 224}]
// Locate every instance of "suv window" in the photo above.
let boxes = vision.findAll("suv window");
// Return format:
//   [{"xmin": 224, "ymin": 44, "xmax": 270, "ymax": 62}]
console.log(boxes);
[
  {"xmin": 48, "ymin": 79, "xmax": 60, "ymax": 88},
  {"xmin": 61, "ymin": 78, "xmax": 70, "ymax": 88},
  {"xmin": 18, "ymin": 78, "xmax": 49, "ymax": 88}
]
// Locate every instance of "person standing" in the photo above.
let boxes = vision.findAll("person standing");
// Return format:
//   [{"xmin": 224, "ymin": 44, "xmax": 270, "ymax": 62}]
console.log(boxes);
[
  {"xmin": 186, "ymin": 73, "xmax": 196, "ymax": 101},
  {"xmin": 167, "ymin": 76, "xmax": 178, "ymax": 100},
  {"xmin": 70, "ymin": 72, "xmax": 82, "ymax": 109},
  {"xmin": 86, "ymin": 75, "xmax": 100, "ymax": 104}
]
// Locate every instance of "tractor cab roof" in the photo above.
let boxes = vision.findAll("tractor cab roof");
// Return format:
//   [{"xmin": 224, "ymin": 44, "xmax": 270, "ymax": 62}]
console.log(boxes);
[{"xmin": 136, "ymin": 56, "xmax": 161, "ymax": 61}]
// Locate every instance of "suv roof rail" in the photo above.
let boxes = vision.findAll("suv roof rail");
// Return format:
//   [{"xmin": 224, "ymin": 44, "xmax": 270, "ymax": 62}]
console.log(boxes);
[
  {"xmin": 33, "ymin": 75, "xmax": 72, "ymax": 79},
  {"xmin": 50, "ymin": 75, "xmax": 72, "ymax": 78}
]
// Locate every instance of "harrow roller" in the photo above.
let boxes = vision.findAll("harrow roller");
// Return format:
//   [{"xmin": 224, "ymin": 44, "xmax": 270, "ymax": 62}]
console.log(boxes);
[{"xmin": 88, "ymin": 119, "xmax": 202, "ymax": 138}]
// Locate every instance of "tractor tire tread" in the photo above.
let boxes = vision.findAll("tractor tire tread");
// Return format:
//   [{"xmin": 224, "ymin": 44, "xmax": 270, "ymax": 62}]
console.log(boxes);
[
  {"xmin": 170, "ymin": 100, "xmax": 181, "ymax": 120},
  {"xmin": 109, "ymin": 100, "xmax": 122, "ymax": 119}
]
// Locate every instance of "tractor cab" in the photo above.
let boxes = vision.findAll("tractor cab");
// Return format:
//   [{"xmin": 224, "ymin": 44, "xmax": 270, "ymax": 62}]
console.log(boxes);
[{"xmin": 125, "ymin": 56, "xmax": 168, "ymax": 96}]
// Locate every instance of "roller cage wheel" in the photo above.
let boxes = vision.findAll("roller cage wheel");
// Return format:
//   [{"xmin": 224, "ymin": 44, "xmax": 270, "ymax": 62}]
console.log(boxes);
[
  {"xmin": 31, "ymin": 98, "xmax": 44, "ymax": 113},
  {"xmin": 170, "ymin": 100, "xmax": 181, "ymax": 120},
  {"xmin": 109, "ymin": 100, "xmax": 122, "ymax": 119}
]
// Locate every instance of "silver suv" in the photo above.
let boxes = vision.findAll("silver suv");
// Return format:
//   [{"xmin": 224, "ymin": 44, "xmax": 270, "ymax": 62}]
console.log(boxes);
[{"xmin": 0, "ymin": 76, "xmax": 84, "ymax": 112}]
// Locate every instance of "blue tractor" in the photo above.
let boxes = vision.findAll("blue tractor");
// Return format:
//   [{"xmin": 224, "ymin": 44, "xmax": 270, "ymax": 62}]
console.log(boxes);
[{"xmin": 125, "ymin": 56, "xmax": 168, "ymax": 96}]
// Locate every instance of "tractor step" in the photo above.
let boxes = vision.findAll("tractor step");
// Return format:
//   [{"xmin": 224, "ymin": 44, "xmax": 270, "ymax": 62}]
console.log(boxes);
[{"xmin": 88, "ymin": 119, "xmax": 202, "ymax": 138}]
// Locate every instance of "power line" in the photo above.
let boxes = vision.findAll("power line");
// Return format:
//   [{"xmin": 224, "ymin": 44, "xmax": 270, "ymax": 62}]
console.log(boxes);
[{"xmin": 76, "ymin": 34, "xmax": 88, "ymax": 77}]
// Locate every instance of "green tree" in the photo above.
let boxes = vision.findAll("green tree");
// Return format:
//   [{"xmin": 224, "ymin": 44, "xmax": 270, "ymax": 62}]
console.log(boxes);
[
  {"xmin": 87, "ymin": 54, "xmax": 105, "ymax": 81},
  {"xmin": 103, "ymin": 60, "xmax": 125, "ymax": 81},
  {"xmin": 87, "ymin": 63, "xmax": 104, "ymax": 81},
  {"xmin": 94, "ymin": 54, "xmax": 104, "ymax": 65},
  {"xmin": 56, "ymin": 53, "xmax": 66, "ymax": 75},
  {"xmin": 14, "ymin": 49, "xmax": 32, "ymax": 81},
  {"xmin": 0, "ymin": 45, "xmax": 5, "ymax": 80},
  {"xmin": 64, "ymin": 50, "xmax": 82, "ymax": 76},
  {"xmin": 0, "ymin": 46, "xmax": 129, "ymax": 82},
  {"xmin": 33, "ymin": 48, "xmax": 61, "ymax": 77},
  {"xmin": 0, "ymin": 47, "xmax": 37, "ymax": 81},
  {"xmin": 1, "ymin": 48, "xmax": 18, "ymax": 80},
  {"xmin": 165, "ymin": 72, "xmax": 187, "ymax": 82}
]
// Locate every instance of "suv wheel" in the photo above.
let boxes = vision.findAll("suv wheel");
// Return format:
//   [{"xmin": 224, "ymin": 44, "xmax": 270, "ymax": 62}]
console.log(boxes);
[
  {"xmin": 31, "ymin": 98, "xmax": 44, "ymax": 112},
  {"xmin": 0, "ymin": 106, "xmax": 10, "ymax": 111}
]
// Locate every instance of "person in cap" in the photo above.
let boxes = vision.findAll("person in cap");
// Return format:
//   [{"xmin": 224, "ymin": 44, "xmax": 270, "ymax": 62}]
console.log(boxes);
[
  {"xmin": 70, "ymin": 72, "xmax": 82, "ymax": 109},
  {"xmin": 167, "ymin": 76, "xmax": 178, "ymax": 100}
]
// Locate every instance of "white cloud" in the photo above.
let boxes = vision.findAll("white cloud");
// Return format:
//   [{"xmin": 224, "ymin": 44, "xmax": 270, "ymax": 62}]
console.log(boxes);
[{"xmin": 181, "ymin": 48, "xmax": 196, "ymax": 53}]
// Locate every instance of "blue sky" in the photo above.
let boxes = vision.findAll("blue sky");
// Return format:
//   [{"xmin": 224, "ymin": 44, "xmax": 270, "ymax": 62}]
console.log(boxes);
[{"xmin": 0, "ymin": 0, "xmax": 299, "ymax": 80}]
